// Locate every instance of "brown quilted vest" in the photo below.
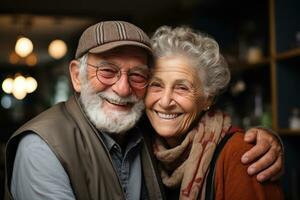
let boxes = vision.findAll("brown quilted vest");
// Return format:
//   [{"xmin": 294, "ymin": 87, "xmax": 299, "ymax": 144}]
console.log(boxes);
[{"xmin": 4, "ymin": 95, "xmax": 165, "ymax": 200}]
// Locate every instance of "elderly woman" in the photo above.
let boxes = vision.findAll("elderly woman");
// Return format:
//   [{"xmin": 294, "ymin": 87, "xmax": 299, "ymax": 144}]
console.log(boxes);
[{"xmin": 145, "ymin": 26, "xmax": 284, "ymax": 199}]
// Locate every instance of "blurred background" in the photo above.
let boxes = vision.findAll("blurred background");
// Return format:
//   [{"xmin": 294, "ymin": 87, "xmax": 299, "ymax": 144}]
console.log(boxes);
[{"xmin": 0, "ymin": 0, "xmax": 299, "ymax": 199}]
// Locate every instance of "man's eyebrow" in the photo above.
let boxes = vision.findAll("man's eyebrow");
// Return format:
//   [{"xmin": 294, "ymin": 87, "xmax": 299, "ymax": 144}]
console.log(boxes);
[
  {"xmin": 93, "ymin": 60, "xmax": 116, "ymax": 66},
  {"xmin": 133, "ymin": 64, "xmax": 149, "ymax": 69}
]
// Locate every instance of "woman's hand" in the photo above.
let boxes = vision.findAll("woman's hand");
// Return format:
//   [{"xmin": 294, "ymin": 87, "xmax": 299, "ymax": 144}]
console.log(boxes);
[{"xmin": 241, "ymin": 127, "xmax": 284, "ymax": 182}]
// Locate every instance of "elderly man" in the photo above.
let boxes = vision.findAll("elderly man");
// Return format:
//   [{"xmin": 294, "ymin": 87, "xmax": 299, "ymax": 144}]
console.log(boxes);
[{"xmin": 5, "ymin": 21, "xmax": 283, "ymax": 200}]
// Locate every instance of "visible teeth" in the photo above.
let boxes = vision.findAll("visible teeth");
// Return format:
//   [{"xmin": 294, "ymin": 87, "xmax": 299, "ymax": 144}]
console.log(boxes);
[
  {"xmin": 156, "ymin": 112, "xmax": 179, "ymax": 119},
  {"xmin": 106, "ymin": 98, "xmax": 128, "ymax": 106}
]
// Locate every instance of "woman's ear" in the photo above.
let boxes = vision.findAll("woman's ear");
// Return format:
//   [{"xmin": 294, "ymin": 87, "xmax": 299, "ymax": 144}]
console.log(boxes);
[
  {"xmin": 204, "ymin": 95, "xmax": 215, "ymax": 111},
  {"xmin": 69, "ymin": 60, "xmax": 81, "ymax": 92}
]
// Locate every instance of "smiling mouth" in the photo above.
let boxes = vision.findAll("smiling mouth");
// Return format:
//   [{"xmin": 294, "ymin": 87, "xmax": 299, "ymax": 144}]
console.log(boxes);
[
  {"xmin": 105, "ymin": 98, "xmax": 132, "ymax": 107},
  {"xmin": 155, "ymin": 111, "xmax": 181, "ymax": 119}
]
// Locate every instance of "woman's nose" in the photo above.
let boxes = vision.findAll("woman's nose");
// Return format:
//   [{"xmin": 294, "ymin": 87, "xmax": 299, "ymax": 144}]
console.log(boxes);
[{"xmin": 159, "ymin": 89, "xmax": 175, "ymax": 108}]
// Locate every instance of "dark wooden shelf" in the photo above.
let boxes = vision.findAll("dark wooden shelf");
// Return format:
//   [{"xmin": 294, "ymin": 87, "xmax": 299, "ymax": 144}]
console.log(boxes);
[
  {"xmin": 277, "ymin": 128, "xmax": 300, "ymax": 135},
  {"xmin": 276, "ymin": 47, "xmax": 300, "ymax": 61},
  {"xmin": 229, "ymin": 58, "xmax": 270, "ymax": 72}
]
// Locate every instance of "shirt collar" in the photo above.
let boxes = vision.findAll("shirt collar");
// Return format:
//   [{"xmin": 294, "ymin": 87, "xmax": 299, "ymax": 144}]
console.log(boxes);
[{"xmin": 100, "ymin": 127, "xmax": 143, "ymax": 152}]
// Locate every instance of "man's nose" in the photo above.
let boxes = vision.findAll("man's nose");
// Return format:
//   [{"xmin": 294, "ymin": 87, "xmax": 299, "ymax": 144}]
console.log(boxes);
[{"xmin": 111, "ymin": 73, "xmax": 131, "ymax": 97}]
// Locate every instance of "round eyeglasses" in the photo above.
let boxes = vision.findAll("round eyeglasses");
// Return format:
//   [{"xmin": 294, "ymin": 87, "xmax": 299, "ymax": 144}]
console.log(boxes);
[{"xmin": 87, "ymin": 61, "xmax": 150, "ymax": 89}]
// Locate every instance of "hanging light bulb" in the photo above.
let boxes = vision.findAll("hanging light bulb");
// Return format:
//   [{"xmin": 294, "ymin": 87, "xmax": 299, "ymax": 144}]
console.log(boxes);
[
  {"xmin": 25, "ymin": 76, "xmax": 38, "ymax": 93},
  {"xmin": 9, "ymin": 52, "xmax": 20, "ymax": 64},
  {"xmin": 12, "ymin": 75, "xmax": 27, "ymax": 100},
  {"xmin": 48, "ymin": 39, "xmax": 68, "ymax": 59},
  {"xmin": 25, "ymin": 53, "xmax": 38, "ymax": 66},
  {"xmin": 2, "ymin": 78, "xmax": 14, "ymax": 94},
  {"xmin": 15, "ymin": 36, "xmax": 34, "ymax": 58}
]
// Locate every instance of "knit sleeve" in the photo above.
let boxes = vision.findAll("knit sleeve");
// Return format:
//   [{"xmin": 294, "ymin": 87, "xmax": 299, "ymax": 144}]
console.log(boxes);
[{"xmin": 214, "ymin": 132, "xmax": 284, "ymax": 200}]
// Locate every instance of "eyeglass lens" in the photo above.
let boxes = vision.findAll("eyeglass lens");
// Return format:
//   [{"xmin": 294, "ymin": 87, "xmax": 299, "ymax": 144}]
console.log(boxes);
[{"xmin": 89, "ymin": 62, "xmax": 149, "ymax": 89}]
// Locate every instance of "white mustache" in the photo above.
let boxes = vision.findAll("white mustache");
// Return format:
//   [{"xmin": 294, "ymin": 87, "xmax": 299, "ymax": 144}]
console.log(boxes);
[{"xmin": 97, "ymin": 91, "xmax": 139, "ymax": 105}]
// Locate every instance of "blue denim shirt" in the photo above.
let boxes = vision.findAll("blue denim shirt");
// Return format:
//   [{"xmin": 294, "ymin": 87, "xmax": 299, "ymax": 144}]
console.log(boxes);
[{"xmin": 100, "ymin": 130, "xmax": 145, "ymax": 200}]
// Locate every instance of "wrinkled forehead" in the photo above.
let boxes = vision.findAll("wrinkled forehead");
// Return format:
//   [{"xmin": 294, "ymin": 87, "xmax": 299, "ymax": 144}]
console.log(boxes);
[{"xmin": 151, "ymin": 55, "xmax": 200, "ymax": 80}]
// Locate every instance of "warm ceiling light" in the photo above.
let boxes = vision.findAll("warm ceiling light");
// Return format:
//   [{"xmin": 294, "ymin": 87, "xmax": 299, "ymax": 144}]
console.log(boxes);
[
  {"xmin": 2, "ymin": 78, "xmax": 14, "ymax": 94},
  {"xmin": 15, "ymin": 36, "xmax": 34, "ymax": 58},
  {"xmin": 12, "ymin": 89, "xmax": 27, "ymax": 100},
  {"xmin": 2, "ymin": 75, "xmax": 38, "ymax": 100},
  {"xmin": 48, "ymin": 39, "xmax": 68, "ymax": 59},
  {"xmin": 25, "ymin": 76, "xmax": 38, "ymax": 93},
  {"xmin": 12, "ymin": 75, "xmax": 27, "ymax": 100},
  {"xmin": 25, "ymin": 53, "xmax": 38, "ymax": 66},
  {"xmin": 9, "ymin": 52, "xmax": 20, "ymax": 64}
]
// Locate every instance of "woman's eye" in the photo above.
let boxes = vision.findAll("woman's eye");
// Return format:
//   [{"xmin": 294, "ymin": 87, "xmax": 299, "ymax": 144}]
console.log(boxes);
[
  {"xmin": 148, "ymin": 81, "xmax": 162, "ymax": 88},
  {"xmin": 175, "ymin": 85, "xmax": 189, "ymax": 91}
]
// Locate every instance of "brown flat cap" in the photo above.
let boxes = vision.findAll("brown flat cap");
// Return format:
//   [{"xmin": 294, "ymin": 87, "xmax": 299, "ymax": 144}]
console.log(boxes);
[{"xmin": 75, "ymin": 21, "xmax": 152, "ymax": 59}]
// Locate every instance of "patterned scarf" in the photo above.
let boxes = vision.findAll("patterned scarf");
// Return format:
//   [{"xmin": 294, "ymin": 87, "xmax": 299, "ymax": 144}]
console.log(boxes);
[{"xmin": 153, "ymin": 110, "xmax": 231, "ymax": 200}]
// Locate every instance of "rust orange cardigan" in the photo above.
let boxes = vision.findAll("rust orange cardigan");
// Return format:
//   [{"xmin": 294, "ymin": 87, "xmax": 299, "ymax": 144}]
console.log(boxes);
[{"xmin": 214, "ymin": 132, "xmax": 284, "ymax": 200}]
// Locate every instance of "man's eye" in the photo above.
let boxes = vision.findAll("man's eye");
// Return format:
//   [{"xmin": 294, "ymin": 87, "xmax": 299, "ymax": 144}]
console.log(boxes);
[
  {"xmin": 129, "ymin": 73, "xmax": 147, "ymax": 83},
  {"xmin": 98, "ymin": 67, "xmax": 118, "ymax": 78}
]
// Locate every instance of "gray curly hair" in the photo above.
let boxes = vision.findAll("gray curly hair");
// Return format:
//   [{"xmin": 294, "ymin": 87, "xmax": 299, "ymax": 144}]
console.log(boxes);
[{"xmin": 151, "ymin": 26, "xmax": 230, "ymax": 98}]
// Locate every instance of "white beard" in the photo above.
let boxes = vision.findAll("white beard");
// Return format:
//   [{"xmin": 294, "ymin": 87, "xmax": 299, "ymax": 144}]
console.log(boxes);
[{"xmin": 79, "ymin": 80, "xmax": 145, "ymax": 135}]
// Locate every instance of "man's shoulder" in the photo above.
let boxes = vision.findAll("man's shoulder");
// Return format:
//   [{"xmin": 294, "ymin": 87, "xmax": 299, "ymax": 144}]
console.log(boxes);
[
  {"xmin": 12, "ymin": 133, "xmax": 62, "ymax": 180},
  {"xmin": 6, "ymin": 101, "xmax": 74, "ymax": 164},
  {"xmin": 17, "ymin": 132, "xmax": 49, "ymax": 152},
  {"xmin": 11, "ymin": 133, "xmax": 76, "ymax": 200},
  {"xmin": 15, "ymin": 132, "xmax": 58, "ymax": 166},
  {"xmin": 12, "ymin": 101, "xmax": 73, "ymax": 137}
]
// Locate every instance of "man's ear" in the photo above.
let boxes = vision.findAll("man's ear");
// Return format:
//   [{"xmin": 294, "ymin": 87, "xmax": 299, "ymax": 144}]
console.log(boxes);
[{"xmin": 69, "ymin": 60, "xmax": 81, "ymax": 92}]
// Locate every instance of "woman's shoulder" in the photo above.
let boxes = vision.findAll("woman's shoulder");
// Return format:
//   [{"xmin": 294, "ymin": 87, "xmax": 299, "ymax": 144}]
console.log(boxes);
[
  {"xmin": 215, "ymin": 131, "xmax": 252, "ymax": 175},
  {"xmin": 223, "ymin": 131, "xmax": 253, "ymax": 155},
  {"xmin": 214, "ymin": 131, "xmax": 284, "ymax": 200}
]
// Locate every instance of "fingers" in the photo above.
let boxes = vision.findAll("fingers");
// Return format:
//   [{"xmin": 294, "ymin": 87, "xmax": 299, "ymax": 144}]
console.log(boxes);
[
  {"xmin": 242, "ymin": 127, "xmax": 284, "ymax": 182},
  {"xmin": 256, "ymin": 152, "xmax": 283, "ymax": 182},
  {"xmin": 246, "ymin": 138, "xmax": 283, "ymax": 181},
  {"xmin": 246, "ymin": 144, "xmax": 277, "ymax": 176},
  {"xmin": 244, "ymin": 128, "xmax": 258, "ymax": 143},
  {"xmin": 241, "ymin": 133, "xmax": 271, "ymax": 164}
]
